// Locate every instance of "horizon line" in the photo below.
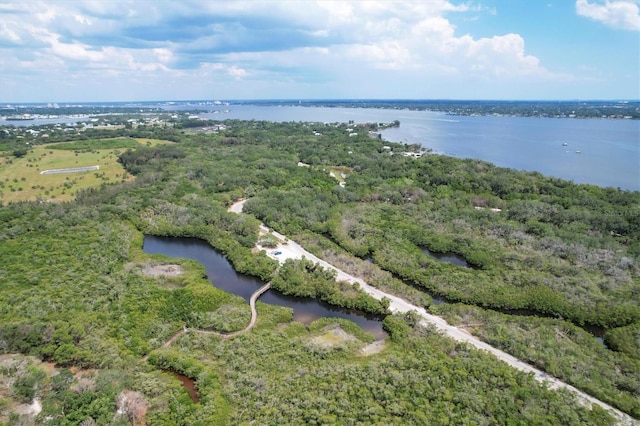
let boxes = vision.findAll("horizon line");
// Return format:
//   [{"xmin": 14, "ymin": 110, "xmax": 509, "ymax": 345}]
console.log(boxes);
[{"xmin": 2, "ymin": 98, "xmax": 639, "ymax": 105}]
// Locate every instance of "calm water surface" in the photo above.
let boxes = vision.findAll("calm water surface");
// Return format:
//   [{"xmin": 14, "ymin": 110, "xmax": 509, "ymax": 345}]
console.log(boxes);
[
  {"xmin": 11, "ymin": 104, "xmax": 638, "ymax": 189},
  {"xmin": 421, "ymin": 248, "xmax": 471, "ymax": 268},
  {"xmin": 4, "ymin": 117, "xmax": 87, "ymax": 127},
  {"xmin": 143, "ymin": 235, "xmax": 387, "ymax": 339},
  {"xmin": 196, "ymin": 105, "xmax": 639, "ymax": 190}
]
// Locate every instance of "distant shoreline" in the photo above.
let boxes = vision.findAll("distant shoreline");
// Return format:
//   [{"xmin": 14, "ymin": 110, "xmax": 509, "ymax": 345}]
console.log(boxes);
[{"xmin": 1, "ymin": 99, "xmax": 638, "ymax": 120}]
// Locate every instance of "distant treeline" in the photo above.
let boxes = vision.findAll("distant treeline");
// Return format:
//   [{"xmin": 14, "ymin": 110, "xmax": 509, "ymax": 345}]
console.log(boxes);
[
  {"xmin": 231, "ymin": 99, "xmax": 640, "ymax": 119},
  {"xmin": 0, "ymin": 105, "xmax": 163, "ymax": 117}
]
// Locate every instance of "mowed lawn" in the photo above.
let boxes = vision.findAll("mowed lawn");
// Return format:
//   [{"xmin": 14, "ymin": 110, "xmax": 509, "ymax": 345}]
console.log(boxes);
[{"xmin": 0, "ymin": 138, "xmax": 169, "ymax": 203}]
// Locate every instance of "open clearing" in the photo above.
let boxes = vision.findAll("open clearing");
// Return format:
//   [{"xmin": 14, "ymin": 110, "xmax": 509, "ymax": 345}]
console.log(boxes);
[
  {"xmin": 0, "ymin": 354, "xmax": 55, "ymax": 424},
  {"xmin": 0, "ymin": 138, "xmax": 170, "ymax": 203},
  {"xmin": 141, "ymin": 263, "xmax": 183, "ymax": 277},
  {"xmin": 312, "ymin": 326, "xmax": 357, "ymax": 348}
]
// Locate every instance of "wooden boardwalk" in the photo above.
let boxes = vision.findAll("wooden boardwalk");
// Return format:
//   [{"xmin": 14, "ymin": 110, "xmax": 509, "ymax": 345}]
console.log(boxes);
[{"xmin": 143, "ymin": 283, "xmax": 271, "ymax": 361}]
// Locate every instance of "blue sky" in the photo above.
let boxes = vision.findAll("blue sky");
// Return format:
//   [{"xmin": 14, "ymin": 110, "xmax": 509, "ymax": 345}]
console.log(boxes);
[{"xmin": 0, "ymin": 0, "xmax": 638, "ymax": 102}]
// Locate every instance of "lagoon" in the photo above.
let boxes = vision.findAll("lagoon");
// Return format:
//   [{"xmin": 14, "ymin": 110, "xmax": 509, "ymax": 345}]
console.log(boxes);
[{"xmin": 143, "ymin": 235, "xmax": 387, "ymax": 339}]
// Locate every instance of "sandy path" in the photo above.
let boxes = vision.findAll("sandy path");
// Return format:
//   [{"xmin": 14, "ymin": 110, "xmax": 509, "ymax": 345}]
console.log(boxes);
[
  {"xmin": 227, "ymin": 199, "xmax": 638, "ymax": 425},
  {"xmin": 227, "ymin": 198, "xmax": 247, "ymax": 214}
]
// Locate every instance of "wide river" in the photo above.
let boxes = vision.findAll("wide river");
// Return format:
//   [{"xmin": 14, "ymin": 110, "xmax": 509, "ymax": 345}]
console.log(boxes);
[
  {"xmin": 197, "ymin": 105, "xmax": 639, "ymax": 191},
  {"xmin": 10, "ymin": 104, "xmax": 639, "ymax": 190}
]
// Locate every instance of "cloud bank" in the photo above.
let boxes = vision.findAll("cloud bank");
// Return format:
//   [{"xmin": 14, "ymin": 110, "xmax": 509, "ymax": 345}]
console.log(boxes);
[
  {"xmin": 0, "ymin": 1, "xmax": 635, "ymax": 101},
  {"xmin": 576, "ymin": 0, "xmax": 640, "ymax": 31}
]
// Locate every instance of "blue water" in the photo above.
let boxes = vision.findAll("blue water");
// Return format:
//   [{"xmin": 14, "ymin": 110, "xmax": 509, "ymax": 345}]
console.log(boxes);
[
  {"xmin": 198, "ymin": 105, "xmax": 638, "ymax": 191},
  {"xmin": 4, "ymin": 117, "xmax": 88, "ymax": 127},
  {"xmin": 143, "ymin": 235, "xmax": 387, "ymax": 339},
  {"xmin": 8, "ymin": 103, "xmax": 639, "ymax": 190},
  {"xmin": 183, "ymin": 105, "xmax": 639, "ymax": 190},
  {"xmin": 381, "ymin": 112, "xmax": 640, "ymax": 191}
]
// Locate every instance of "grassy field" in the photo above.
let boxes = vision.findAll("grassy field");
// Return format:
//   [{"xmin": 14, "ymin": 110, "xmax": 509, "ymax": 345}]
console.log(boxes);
[{"xmin": 0, "ymin": 138, "xmax": 169, "ymax": 204}]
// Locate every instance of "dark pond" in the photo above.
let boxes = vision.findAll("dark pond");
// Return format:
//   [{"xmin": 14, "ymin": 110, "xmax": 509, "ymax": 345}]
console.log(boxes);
[
  {"xmin": 581, "ymin": 323, "xmax": 606, "ymax": 346},
  {"xmin": 165, "ymin": 370, "xmax": 199, "ymax": 403},
  {"xmin": 421, "ymin": 248, "xmax": 471, "ymax": 268},
  {"xmin": 143, "ymin": 236, "xmax": 387, "ymax": 340}
]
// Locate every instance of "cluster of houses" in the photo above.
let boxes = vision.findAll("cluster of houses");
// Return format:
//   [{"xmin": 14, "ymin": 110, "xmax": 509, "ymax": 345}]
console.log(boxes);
[
  {"xmin": 381, "ymin": 145, "xmax": 426, "ymax": 158},
  {"xmin": 0, "ymin": 111, "xmax": 206, "ymax": 141}
]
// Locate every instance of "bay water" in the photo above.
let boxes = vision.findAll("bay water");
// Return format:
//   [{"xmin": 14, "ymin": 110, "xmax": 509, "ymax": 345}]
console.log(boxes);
[
  {"xmin": 8, "ymin": 103, "xmax": 638, "ymax": 190},
  {"xmin": 198, "ymin": 105, "xmax": 639, "ymax": 191}
]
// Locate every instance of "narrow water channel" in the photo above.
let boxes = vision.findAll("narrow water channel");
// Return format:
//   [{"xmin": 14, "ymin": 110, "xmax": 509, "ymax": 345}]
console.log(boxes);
[
  {"xmin": 368, "ymin": 254, "xmax": 606, "ymax": 346},
  {"xmin": 143, "ymin": 236, "xmax": 387, "ymax": 340},
  {"xmin": 165, "ymin": 370, "xmax": 199, "ymax": 403}
]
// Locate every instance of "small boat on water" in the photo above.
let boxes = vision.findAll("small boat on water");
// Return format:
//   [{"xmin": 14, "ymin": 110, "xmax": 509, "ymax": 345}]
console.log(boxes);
[
  {"xmin": 575, "ymin": 150, "xmax": 581, "ymax": 154},
  {"xmin": 562, "ymin": 142, "xmax": 568, "ymax": 146}
]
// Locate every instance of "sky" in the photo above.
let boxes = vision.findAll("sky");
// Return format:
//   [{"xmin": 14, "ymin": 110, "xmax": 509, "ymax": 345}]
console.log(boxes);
[{"xmin": 0, "ymin": 0, "xmax": 638, "ymax": 102}]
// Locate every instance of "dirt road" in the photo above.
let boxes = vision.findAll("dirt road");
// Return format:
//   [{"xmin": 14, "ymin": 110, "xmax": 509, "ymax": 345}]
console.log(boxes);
[{"xmin": 229, "ymin": 199, "xmax": 638, "ymax": 425}]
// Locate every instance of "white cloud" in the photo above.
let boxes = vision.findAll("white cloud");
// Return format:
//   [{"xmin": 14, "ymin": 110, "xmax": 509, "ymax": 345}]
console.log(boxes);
[
  {"xmin": 72, "ymin": 14, "xmax": 92, "ymax": 26},
  {"xmin": 8, "ymin": 0, "xmax": 541, "ymax": 77},
  {"xmin": 48, "ymin": 36, "xmax": 104, "ymax": 62},
  {"xmin": 0, "ymin": 23, "xmax": 21, "ymax": 44},
  {"xmin": 576, "ymin": 0, "xmax": 640, "ymax": 30},
  {"xmin": 336, "ymin": 10, "xmax": 554, "ymax": 78},
  {"xmin": 1, "ymin": 0, "xmax": 630, "ymax": 101},
  {"xmin": 227, "ymin": 66, "xmax": 249, "ymax": 79},
  {"xmin": 199, "ymin": 62, "xmax": 249, "ymax": 80}
]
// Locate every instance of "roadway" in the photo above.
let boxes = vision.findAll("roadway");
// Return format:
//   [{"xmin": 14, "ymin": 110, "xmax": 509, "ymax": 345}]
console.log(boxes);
[{"xmin": 231, "ymin": 199, "xmax": 638, "ymax": 425}]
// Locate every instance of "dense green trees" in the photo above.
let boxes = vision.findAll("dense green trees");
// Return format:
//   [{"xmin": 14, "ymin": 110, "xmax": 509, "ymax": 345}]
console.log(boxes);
[
  {"xmin": 146, "ymin": 350, "xmax": 230, "ymax": 425},
  {"xmin": 183, "ymin": 313, "xmax": 616, "ymax": 425},
  {"xmin": 271, "ymin": 258, "xmax": 389, "ymax": 315},
  {"xmin": 434, "ymin": 303, "xmax": 640, "ymax": 418},
  {"xmin": 118, "ymin": 144, "xmax": 186, "ymax": 175},
  {"xmin": 1, "ymin": 119, "xmax": 637, "ymax": 423},
  {"xmin": 605, "ymin": 322, "xmax": 640, "ymax": 359}
]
